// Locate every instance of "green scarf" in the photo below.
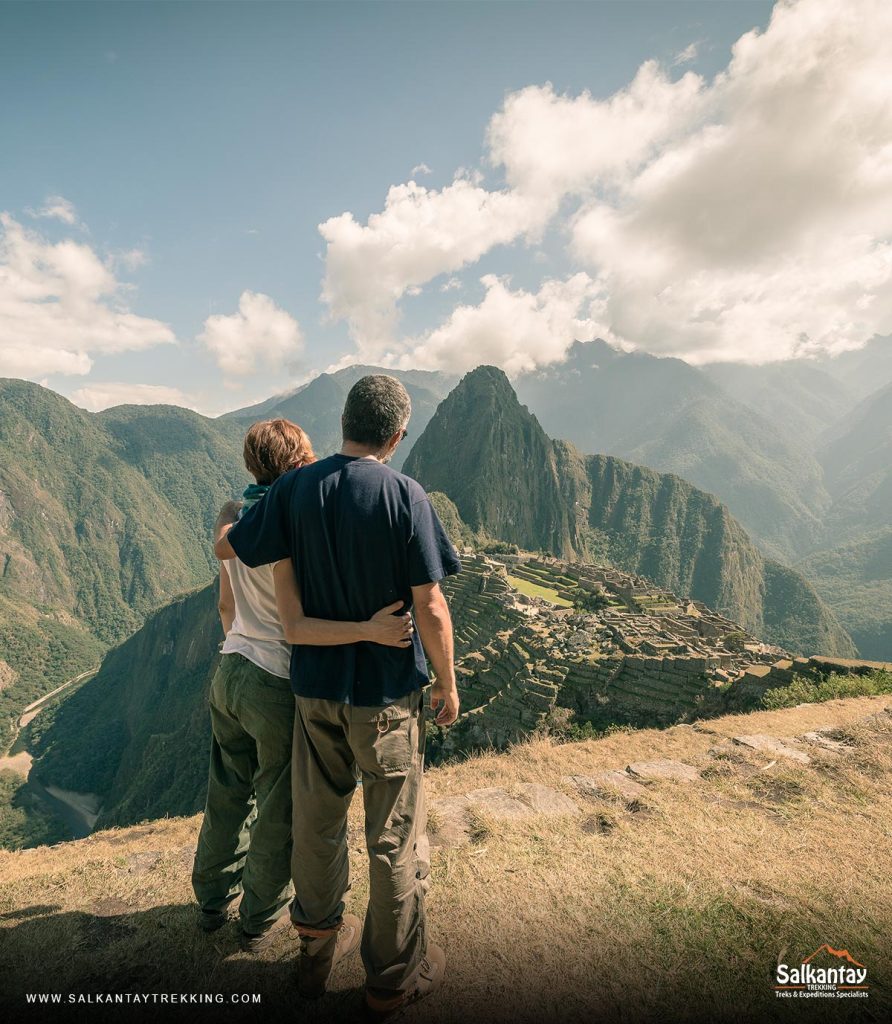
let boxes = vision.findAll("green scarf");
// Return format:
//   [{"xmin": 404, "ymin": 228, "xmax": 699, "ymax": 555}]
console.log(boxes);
[{"xmin": 238, "ymin": 482, "xmax": 270, "ymax": 519}]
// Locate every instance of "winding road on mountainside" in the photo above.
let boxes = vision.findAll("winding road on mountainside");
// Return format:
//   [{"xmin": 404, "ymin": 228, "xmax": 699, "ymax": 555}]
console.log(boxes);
[{"xmin": 0, "ymin": 667, "xmax": 101, "ymax": 837}]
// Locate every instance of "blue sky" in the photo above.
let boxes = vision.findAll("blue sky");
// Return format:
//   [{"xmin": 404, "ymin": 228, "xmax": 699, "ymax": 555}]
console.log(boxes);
[{"xmin": 3, "ymin": 0, "xmax": 888, "ymax": 416}]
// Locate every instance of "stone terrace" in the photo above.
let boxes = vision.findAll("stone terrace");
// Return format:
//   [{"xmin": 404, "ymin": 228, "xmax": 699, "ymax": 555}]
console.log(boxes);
[{"xmin": 435, "ymin": 552, "xmax": 889, "ymax": 758}]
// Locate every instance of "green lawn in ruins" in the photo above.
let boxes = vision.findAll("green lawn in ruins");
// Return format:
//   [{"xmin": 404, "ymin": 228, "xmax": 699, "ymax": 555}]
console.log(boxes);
[{"xmin": 507, "ymin": 575, "xmax": 574, "ymax": 607}]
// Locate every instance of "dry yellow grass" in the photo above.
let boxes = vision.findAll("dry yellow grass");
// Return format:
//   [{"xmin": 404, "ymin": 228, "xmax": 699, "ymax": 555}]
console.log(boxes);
[{"xmin": 1, "ymin": 696, "xmax": 890, "ymax": 1023}]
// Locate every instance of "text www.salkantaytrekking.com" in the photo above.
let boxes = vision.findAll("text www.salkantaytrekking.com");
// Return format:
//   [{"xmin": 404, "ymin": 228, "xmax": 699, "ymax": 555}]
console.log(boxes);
[{"xmin": 26, "ymin": 993, "xmax": 261, "ymax": 1005}]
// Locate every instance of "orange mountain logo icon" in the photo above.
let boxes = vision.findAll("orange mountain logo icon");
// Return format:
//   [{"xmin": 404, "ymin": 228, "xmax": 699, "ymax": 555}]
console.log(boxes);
[{"xmin": 803, "ymin": 945, "xmax": 865, "ymax": 968}]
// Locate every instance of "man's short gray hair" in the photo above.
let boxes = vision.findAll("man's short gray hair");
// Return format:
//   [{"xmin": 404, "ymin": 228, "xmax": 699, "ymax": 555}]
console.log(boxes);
[{"xmin": 342, "ymin": 375, "xmax": 412, "ymax": 450}]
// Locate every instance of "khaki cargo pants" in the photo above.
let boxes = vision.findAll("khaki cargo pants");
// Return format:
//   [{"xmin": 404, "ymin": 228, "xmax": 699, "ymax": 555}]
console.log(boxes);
[
  {"xmin": 290, "ymin": 688, "xmax": 430, "ymax": 999},
  {"xmin": 191, "ymin": 653, "xmax": 294, "ymax": 934}
]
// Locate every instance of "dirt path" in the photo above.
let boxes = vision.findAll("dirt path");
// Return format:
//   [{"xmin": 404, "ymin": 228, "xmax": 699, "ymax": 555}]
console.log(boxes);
[{"xmin": 0, "ymin": 667, "xmax": 98, "ymax": 773}]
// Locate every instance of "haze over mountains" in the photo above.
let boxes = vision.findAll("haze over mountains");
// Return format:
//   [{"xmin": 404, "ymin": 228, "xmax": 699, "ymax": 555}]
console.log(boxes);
[{"xmin": 514, "ymin": 341, "xmax": 830, "ymax": 561}]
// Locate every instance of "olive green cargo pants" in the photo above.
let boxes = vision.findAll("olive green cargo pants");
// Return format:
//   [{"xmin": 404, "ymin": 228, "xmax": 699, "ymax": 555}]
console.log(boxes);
[
  {"xmin": 191, "ymin": 653, "xmax": 295, "ymax": 935},
  {"xmin": 290, "ymin": 688, "xmax": 431, "ymax": 999}
]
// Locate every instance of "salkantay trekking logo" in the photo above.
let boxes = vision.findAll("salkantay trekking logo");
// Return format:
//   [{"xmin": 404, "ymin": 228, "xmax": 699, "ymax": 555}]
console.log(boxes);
[{"xmin": 774, "ymin": 945, "xmax": 869, "ymax": 1000}]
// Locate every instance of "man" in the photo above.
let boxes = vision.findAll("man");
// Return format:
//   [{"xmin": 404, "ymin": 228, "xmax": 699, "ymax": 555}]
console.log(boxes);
[
  {"xmin": 216, "ymin": 375, "xmax": 461, "ymax": 1013},
  {"xmin": 194, "ymin": 418, "xmax": 414, "ymax": 955}
]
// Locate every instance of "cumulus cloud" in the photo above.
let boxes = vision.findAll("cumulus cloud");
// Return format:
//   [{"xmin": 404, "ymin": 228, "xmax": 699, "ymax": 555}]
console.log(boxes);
[
  {"xmin": 199, "ymin": 291, "xmax": 304, "ymax": 377},
  {"xmin": 319, "ymin": 179, "xmax": 544, "ymax": 356},
  {"xmin": 411, "ymin": 163, "xmax": 432, "ymax": 176},
  {"xmin": 397, "ymin": 273, "xmax": 607, "ymax": 376},
  {"xmin": 0, "ymin": 213, "xmax": 174, "ymax": 379},
  {"xmin": 565, "ymin": 0, "xmax": 892, "ymax": 362},
  {"xmin": 320, "ymin": 0, "xmax": 892, "ymax": 369},
  {"xmin": 69, "ymin": 381, "xmax": 199, "ymax": 413},
  {"xmin": 487, "ymin": 62, "xmax": 706, "ymax": 200}
]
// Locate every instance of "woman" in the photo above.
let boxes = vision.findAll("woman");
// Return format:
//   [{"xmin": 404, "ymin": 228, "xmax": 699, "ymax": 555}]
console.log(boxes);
[{"xmin": 192, "ymin": 418, "xmax": 412, "ymax": 954}]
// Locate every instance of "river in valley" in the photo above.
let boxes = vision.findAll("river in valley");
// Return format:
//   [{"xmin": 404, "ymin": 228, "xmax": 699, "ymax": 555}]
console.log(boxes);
[{"xmin": 0, "ymin": 668, "xmax": 101, "ymax": 839}]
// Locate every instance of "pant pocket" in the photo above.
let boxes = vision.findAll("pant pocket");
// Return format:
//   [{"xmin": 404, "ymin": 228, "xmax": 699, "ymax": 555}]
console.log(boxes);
[{"xmin": 357, "ymin": 695, "xmax": 420, "ymax": 775}]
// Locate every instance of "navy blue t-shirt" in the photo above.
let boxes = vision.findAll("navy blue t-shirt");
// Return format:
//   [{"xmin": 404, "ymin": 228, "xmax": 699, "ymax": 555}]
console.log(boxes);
[{"xmin": 227, "ymin": 454, "xmax": 462, "ymax": 706}]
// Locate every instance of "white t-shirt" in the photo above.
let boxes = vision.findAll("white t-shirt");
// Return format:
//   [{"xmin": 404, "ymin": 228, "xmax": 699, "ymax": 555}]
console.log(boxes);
[{"xmin": 220, "ymin": 558, "xmax": 291, "ymax": 680}]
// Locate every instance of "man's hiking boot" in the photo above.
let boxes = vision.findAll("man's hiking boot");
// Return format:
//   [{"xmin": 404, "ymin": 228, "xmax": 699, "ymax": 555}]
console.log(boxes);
[
  {"xmin": 239, "ymin": 910, "xmax": 291, "ymax": 953},
  {"xmin": 198, "ymin": 903, "xmax": 235, "ymax": 933},
  {"xmin": 198, "ymin": 909, "xmax": 228, "ymax": 932},
  {"xmin": 363, "ymin": 943, "xmax": 446, "ymax": 1020},
  {"xmin": 297, "ymin": 913, "xmax": 362, "ymax": 999}
]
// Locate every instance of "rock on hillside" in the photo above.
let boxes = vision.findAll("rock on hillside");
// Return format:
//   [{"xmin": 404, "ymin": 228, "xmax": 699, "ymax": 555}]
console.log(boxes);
[{"xmin": 404, "ymin": 366, "xmax": 854, "ymax": 657}]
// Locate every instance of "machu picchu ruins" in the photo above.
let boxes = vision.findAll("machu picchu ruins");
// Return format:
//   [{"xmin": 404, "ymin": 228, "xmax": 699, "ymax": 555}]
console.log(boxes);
[{"xmin": 435, "ymin": 551, "xmax": 891, "ymax": 758}]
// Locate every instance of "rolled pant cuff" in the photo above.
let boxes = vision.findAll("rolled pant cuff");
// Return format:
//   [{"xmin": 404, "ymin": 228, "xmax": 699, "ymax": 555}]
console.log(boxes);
[{"xmin": 292, "ymin": 919, "xmax": 343, "ymax": 939}]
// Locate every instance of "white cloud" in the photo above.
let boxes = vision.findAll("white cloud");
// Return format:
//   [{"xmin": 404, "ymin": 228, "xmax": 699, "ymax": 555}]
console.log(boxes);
[
  {"xmin": 108, "ymin": 248, "xmax": 148, "ymax": 271},
  {"xmin": 487, "ymin": 63, "xmax": 706, "ymax": 200},
  {"xmin": 0, "ymin": 213, "xmax": 174, "ymax": 379},
  {"xmin": 320, "ymin": 0, "xmax": 892, "ymax": 370},
  {"xmin": 565, "ymin": 0, "xmax": 892, "ymax": 362},
  {"xmin": 411, "ymin": 163, "xmax": 432, "ymax": 176},
  {"xmin": 397, "ymin": 273, "xmax": 607, "ymax": 376},
  {"xmin": 69, "ymin": 381, "xmax": 198, "ymax": 413},
  {"xmin": 672, "ymin": 42, "xmax": 700, "ymax": 67},
  {"xmin": 199, "ymin": 291, "xmax": 304, "ymax": 377},
  {"xmin": 440, "ymin": 276, "xmax": 461, "ymax": 292},
  {"xmin": 28, "ymin": 195, "xmax": 80, "ymax": 226},
  {"xmin": 319, "ymin": 179, "xmax": 544, "ymax": 357}
]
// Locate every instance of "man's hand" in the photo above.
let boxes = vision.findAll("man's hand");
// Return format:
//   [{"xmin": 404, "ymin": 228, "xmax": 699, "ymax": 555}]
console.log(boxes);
[
  {"xmin": 412, "ymin": 580, "xmax": 459, "ymax": 727},
  {"xmin": 430, "ymin": 678, "xmax": 460, "ymax": 726},
  {"xmin": 214, "ymin": 500, "xmax": 243, "ymax": 561},
  {"xmin": 361, "ymin": 602, "xmax": 415, "ymax": 648}
]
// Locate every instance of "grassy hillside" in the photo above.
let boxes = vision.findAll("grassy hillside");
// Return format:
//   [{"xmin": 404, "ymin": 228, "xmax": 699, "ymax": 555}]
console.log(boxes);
[
  {"xmin": 405, "ymin": 366, "xmax": 854, "ymax": 656},
  {"xmin": 0, "ymin": 380, "xmax": 246, "ymax": 748},
  {"xmin": 223, "ymin": 365, "xmax": 456, "ymax": 471},
  {"xmin": 2, "ymin": 696, "xmax": 890, "ymax": 1022}
]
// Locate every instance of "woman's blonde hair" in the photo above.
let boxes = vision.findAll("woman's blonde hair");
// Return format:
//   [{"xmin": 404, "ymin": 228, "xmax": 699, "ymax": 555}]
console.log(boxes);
[{"xmin": 243, "ymin": 418, "xmax": 315, "ymax": 484}]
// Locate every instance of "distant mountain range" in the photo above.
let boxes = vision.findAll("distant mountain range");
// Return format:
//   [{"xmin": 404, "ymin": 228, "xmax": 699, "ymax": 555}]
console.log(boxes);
[
  {"xmin": 404, "ymin": 366, "xmax": 853, "ymax": 656},
  {"xmin": 510, "ymin": 337, "xmax": 892, "ymax": 659},
  {"xmin": 224, "ymin": 365, "xmax": 457, "ymax": 471}
]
